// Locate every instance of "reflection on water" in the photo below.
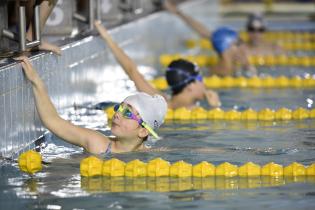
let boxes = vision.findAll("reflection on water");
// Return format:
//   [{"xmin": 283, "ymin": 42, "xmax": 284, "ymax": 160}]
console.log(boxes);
[
  {"xmin": 79, "ymin": 176, "xmax": 315, "ymax": 193},
  {"xmin": 10, "ymin": 175, "xmax": 315, "ymax": 197},
  {"xmin": 2, "ymin": 169, "xmax": 315, "ymax": 210}
]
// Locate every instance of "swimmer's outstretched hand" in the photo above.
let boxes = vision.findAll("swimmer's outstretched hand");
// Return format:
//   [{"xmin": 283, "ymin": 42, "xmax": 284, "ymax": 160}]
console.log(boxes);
[
  {"xmin": 237, "ymin": 45, "xmax": 257, "ymax": 76},
  {"xmin": 228, "ymin": 44, "xmax": 257, "ymax": 77},
  {"xmin": 204, "ymin": 89, "xmax": 221, "ymax": 108},
  {"xmin": 235, "ymin": 44, "xmax": 251, "ymax": 65},
  {"xmin": 246, "ymin": 65, "xmax": 257, "ymax": 77},
  {"xmin": 94, "ymin": 20, "xmax": 110, "ymax": 39},
  {"xmin": 94, "ymin": 20, "xmax": 102, "ymax": 28},
  {"xmin": 37, "ymin": 40, "xmax": 61, "ymax": 56},
  {"xmin": 14, "ymin": 56, "xmax": 40, "ymax": 84},
  {"xmin": 94, "ymin": 20, "xmax": 105, "ymax": 32},
  {"xmin": 164, "ymin": 0, "xmax": 179, "ymax": 14}
]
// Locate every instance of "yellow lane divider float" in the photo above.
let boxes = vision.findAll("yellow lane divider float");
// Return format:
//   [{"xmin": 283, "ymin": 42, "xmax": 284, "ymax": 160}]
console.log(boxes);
[
  {"xmin": 160, "ymin": 54, "xmax": 315, "ymax": 67},
  {"xmin": 16, "ymin": 152, "xmax": 315, "ymax": 192},
  {"xmin": 150, "ymin": 76, "xmax": 315, "ymax": 89},
  {"xmin": 239, "ymin": 31, "xmax": 315, "ymax": 42},
  {"xmin": 80, "ymin": 157, "xmax": 315, "ymax": 178},
  {"xmin": 18, "ymin": 150, "xmax": 42, "ymax": 174},
  {"xmin": 185, "ymin": 38, "xmax": 315, "ymax": 51},
  {"xmin": 105, "ymin": 107, "xmax": 315, "ymax": 121}
]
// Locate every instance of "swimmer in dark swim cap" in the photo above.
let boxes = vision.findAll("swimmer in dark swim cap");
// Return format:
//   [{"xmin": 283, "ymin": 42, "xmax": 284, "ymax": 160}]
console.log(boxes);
[
  {"xmin": 165, "ymin": 59, "xmax": 219, "ymax": 109},
  {"xmin": 164, "ymin": 0, "xmax": 257, "ymax": 77},
  {"xmin": 244, "ymin": 13, "xmax": 283, "ymax": 55},
  {"xmin": 94, "ymin": 21, "xmax": 221, "ymax": 109}
]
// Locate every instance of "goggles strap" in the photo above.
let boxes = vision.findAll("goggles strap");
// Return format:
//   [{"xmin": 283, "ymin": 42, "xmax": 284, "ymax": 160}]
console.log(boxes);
[
  {"xmin": 166, "ymin": 65, "xmax": 202, "ymax": 89},
  {"xmin": 141, "ymin": 121, "xmax": 159, "ymax": 139}
]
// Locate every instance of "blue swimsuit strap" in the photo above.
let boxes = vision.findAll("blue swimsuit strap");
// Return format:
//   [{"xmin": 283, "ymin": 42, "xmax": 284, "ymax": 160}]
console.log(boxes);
[{"xmin": 104, "ymin": 141, "xmax": 112, "ymax": 155}]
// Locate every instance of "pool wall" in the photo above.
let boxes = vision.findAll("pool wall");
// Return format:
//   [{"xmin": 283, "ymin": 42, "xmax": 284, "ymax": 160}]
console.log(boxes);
[{"xmin": 0, "ymin": 0, "xmax": 219, "ymax": 158}]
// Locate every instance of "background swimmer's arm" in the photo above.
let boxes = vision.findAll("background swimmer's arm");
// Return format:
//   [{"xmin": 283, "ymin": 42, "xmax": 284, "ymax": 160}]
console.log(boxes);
[
  {"xmin": 164, "ymin": 0, "xmax": 211, "ymax": 39},
  {"xmin": 215, "ymin": 44, "xmax": 256, "ymax": 76},
  {"xmin": 94, "ymin": 21, "xmax": 164, "ymax": 97},
  {"xmin": 212, "ymin": 52, "xmax": 234, "ymax": 76},
  {"xmin": 204, "ymin": 90, "xmax": 221, "ymax": 108},
  {"xmin": 16, "ymin": 56, "xmax": 109, "ymax": 155},
  {"xmin": 237, "ymin": 45, "xmax": 257, "ymax": 76},
  {"xmin": 25, "ymin": 0, "xmax": 61, "ymax": 55}
]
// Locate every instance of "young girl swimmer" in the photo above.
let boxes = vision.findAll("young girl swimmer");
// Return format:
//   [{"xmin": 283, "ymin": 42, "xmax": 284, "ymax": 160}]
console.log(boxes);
[
  {"xmin": 16, "ymin": 56, "xmax": 167, "ymax": 155},
  {"xmin": 164, "ymin": 0, "xmax": 256, "ymax": 77},
  {"xmin": 244, "ymin": 13, "xmax": 284, "ymax": 55},
  {"xmin": 94, "ymin": 21, "xmax": 221, "ymax": 109}
]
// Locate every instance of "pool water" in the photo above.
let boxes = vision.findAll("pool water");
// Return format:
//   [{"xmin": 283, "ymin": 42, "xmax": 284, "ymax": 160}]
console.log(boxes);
[
  {"xmin": 1, "ymin": 86, "xmax": 315, "ymax": 210},
  {"xmin": 218, "ymin": 88, "xmax": 314, "ymax": 110}
]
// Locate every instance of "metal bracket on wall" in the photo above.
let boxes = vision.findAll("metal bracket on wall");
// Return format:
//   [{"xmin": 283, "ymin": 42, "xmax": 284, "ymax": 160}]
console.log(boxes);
[
  {"xmin": 2, "ymin": 1, "xmax": 41, "ymax": 52},
  {"xmin": 73, "ymin": 0, "xmax": 101, "ymax": 30}
]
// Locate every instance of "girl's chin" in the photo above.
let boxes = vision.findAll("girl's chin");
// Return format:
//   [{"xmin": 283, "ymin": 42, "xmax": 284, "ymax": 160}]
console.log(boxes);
[
  {"xmin": 110, "ymin": 126, "xmax": 117, "ymax": 134},
  {"xmin": 110, "ymin": 127, "xmax": 123, "ymax": 137}
]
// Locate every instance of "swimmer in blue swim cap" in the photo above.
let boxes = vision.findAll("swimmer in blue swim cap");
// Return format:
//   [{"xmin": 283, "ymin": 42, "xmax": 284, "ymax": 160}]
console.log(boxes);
[
  {"xmin": 210, "ymin": 27, "xmax": 257, "ymax": 76},
  {"xmin": 211, "ymin": 27, "xmax": 238, "ymax": 55},
  {"xmin": 16, "ymin": 56, "xmax": 167, "ymax": 155},
  {"xmin": 244, "ymin": 13, "xmax": 283, "ymax": 55},
  {"xmin": 94, "ymin": 20, "xmax": 221, "ymax": 109},
  {"xmin": 164, "ymin": 0, "xmax": 257, "ymax": 77}
]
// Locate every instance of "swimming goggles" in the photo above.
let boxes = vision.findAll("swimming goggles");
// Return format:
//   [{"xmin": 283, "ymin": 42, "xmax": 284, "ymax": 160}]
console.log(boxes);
[
  {"xmin": 113, "ymin": 103, "xmax": 159, "ymax": 139},
  {"xmin": 166, "ymin": 67, "xmax": 203, "ymax": 89}
]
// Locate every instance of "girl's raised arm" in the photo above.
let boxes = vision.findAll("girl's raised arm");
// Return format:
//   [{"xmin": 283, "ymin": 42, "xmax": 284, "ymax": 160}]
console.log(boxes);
[
  {"xmin": 16, "ymin": 56, "xmax": 109, "ymax": 154},
  {"xmin": 164, "ymin": 0, "xmax": 211, "ymax": 39},
  {"xmin": 94, "ymin": 21, "xmax": 166, "ymax": 98}
]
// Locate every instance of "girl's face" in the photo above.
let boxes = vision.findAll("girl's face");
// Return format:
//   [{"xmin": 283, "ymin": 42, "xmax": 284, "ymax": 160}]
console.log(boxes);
[
  {"xmin": 189, "ymin": 79, "xmax": 206, "ymax": 100},
  {"xmin": 111, "ymin": 103, "xmax": 142, "ymax": 139}
]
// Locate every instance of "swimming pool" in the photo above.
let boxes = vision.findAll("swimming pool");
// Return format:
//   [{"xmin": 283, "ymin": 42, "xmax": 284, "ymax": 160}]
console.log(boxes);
[{"xmin": 1, "ymin": 0, "xmax": 315, "ymax": 209}]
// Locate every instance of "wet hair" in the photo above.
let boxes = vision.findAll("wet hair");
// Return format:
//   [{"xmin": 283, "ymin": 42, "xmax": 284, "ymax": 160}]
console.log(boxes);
[
  {"xmin": 165, "ymin": 59, "xmax": 199, "ymax": 96},
  {"xmin": 246, "ymin": 13, "xmax": 266, "ymax": 32}
]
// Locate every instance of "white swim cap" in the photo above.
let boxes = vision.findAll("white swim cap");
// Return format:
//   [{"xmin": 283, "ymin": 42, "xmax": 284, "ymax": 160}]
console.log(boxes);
[{"xmin": 123, "ymin": 92, "xmax": 167, "ymax": 131}]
